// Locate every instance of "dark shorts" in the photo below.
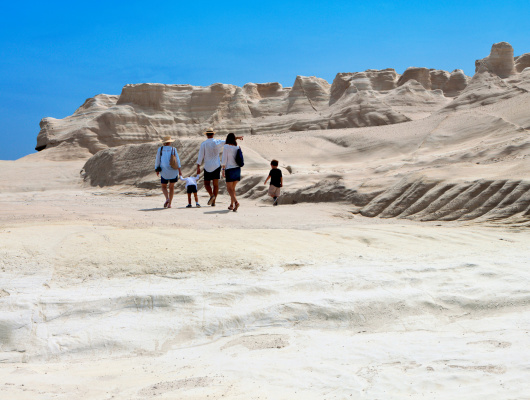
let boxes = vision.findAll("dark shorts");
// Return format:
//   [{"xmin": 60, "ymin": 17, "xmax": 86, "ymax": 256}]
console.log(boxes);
[
  {"xmin": 187, "ymin": 185, "xmax": 197, "ymax": 194},
  {"xmin": 225, "ymin": 167, "xmax": 241, "ymax": 183},
  {"xmin": 204, "ymin": 166, "xmax": 221, "ymax": 181},
  {"xmin": 161, "ymin": 176, "xmax": 178, "ymax": 184}
]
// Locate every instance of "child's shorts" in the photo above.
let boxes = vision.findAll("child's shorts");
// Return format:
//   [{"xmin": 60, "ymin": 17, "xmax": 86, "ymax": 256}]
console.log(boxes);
[
  {"xmin": 268, "ymin": 185, "xmax": 281, "ymax": 197},
  {"xmin": 187, "ymin": 185, "xmax": 197, "ymax": 194}
]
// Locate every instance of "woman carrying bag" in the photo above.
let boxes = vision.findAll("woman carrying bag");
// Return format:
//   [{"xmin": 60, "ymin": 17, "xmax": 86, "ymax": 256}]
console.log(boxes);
[
  {"xmin": 155, "ymin": 135, "xmax": 182, "ymax": 208},
  {"xmin": 221, "ymin": 133, "xmax": 244, "ymax": 212}
]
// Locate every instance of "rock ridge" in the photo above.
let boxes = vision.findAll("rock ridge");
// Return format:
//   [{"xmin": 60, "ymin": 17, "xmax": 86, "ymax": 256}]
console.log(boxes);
[{"xmin": 35, "ymin": 42, "xmax": 529, "ymax": 157}]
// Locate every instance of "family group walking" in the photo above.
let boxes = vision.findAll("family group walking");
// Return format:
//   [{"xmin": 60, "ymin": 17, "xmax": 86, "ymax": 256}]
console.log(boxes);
[{"xmin": 154, "ymin": 128, "xmax": 283, "ymax": 211}]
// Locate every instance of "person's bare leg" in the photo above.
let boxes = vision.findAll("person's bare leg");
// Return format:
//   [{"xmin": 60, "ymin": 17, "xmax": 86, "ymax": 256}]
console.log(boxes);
[
  {"xmin": 213, "ymin": 179, "xmax": 219, "ymax": 200},
  {"xmin": 187, "ymin": 192, "xmax": 192, "ymax": 205},
  {"xmin": 204, "ymin": 180, "xmax": 213, "ymax": 197},
  {"xmin": 168, "ymin": 182, "xmax": 175, "ymax": 207},
  {"xmin": 226, "ymin": 182, "xmax": 236, "ymax": 208},
  {"xmin": 194, "ymin": 192, "xmax": 199, "ymax": 204},
  {"xmin": 161, "ymin": 184, "xmax": 169, "ymax": 206},
  {"xmin": 226, "ymin": 183, "xmax": 232, "ymax": 208},
  {"xmin": 206, "ymin": 179, "xmax": 218, "ymax": 206},
  {"xmin": 233, "ymin": 182, "xmax": 239, "ymax": 210}
]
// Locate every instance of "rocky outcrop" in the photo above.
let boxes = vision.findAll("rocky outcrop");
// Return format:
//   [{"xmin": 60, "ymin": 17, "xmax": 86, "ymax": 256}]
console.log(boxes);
[
  {"xmin": 443, "ymin": 71, "xmax": 525, "ymax": 112},
  {"xmin": 397, "ymin": 68, "xmax": 468, "ymax": 97},
  {"xmin": 329, "ymin": 69, "xmax": 399, "ymax": 105},
  {"xmin": 327, "ymin": 91, "xmax": 409, "ymax": 129},
  {"xmin": 365, "ymin": 69, "xmax": 399, "ymax": 91},
  {"xmin": 429, "ymin": 70, "xmax": 450, "ymax": 90},
  {"xmin": 37, "ymin": 42, "xmax": 530, "ymax": 158},
  {"xmin": 37, "ymin": 75, "xmax": 412, "ymax": 155},
  {"xmin": 329, "ymin": 73, "xmax": 353, "ymax": 105},
  {"xmin": 443, "ymin": 69, "xmax": 469, "ymax": 97},
  {"xmin": 383, "ymin": 80, "xmax": 451, "ymax": 118},
  {"xmin": 287, "ymin": 76, "xmax": 331, "ymax": 113},
  {"xmin": 475, "ymin": 42, "xmax": 516, "ymax": 78},
  {"xmin": 397, "ymin": 67, "xmax": 432, "ymax": 90},
  {"xmin": 515, "ymin": 53, "xmax": 530, "ymax": 73}
]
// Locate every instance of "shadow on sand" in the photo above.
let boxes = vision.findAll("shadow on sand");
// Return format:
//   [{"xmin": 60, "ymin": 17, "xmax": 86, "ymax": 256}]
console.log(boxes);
[
  {"xmin": 139, "ymin": 208, "xmax": 167, "ymax": 212},
  {"xmin": 203, "ymin": 209, "xmax": 231, "ymax": 215}
]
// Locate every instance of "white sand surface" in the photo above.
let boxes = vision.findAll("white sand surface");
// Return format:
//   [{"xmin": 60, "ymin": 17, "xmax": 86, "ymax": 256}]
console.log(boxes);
[{"xmin": 1, "ymin": 160, "xmax": 529, "ymax": 399}]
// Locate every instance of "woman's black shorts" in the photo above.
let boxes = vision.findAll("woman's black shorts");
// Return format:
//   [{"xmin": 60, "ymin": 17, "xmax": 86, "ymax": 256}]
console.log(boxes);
[{"xmin": 225, "ymin": 167, "xmax": 241, "ymax": 183}]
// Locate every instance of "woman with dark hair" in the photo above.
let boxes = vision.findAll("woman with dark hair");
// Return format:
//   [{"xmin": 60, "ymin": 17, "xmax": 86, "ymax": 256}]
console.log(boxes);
[{"xmin": 221, "ymin": 133, "xmax": 242, "ymax": 211}]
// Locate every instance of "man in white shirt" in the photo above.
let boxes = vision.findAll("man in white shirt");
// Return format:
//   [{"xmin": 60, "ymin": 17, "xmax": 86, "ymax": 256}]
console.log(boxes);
[{"xmin": 196, "ymin": 128, "xmax": 243, "ymax": 206}]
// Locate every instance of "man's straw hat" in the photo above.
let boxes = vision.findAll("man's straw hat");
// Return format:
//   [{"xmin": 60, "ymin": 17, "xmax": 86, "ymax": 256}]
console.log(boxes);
[
  {"xmin": 160, "ymin": 135, "xmax": 174, "ymax": 143},
  {"xmin": 204, "ymin": 128, "xmax": 216, "ymax": 135}
]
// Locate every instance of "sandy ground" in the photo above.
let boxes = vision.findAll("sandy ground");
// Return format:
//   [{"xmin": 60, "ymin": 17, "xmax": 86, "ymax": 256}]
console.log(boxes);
[{"xmin": 1, "ymin": 159, "xmax": 530, "ymax": 399}]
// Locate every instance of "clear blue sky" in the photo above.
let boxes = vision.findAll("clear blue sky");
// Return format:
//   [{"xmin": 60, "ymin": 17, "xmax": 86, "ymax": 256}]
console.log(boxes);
[{"xmin": 1, "ymin": 0, "xmax": 529, "ymax": 160}]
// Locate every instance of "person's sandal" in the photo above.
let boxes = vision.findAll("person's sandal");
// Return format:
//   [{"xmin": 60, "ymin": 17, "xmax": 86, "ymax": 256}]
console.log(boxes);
[
  {"xmin": 228, "ymin": 205, "xmax": 233, "ymax": 210},
  {"xmin": 207, "ymin": 196, "xmax": 215, "ymax": 206},
  {"xmin": 196, "ymin": 203, "xmax": 201, "ymax": 208},
  {"xmin": 163, "ymin": 200, "xmax": 169, "ymax": 208},
  {"xmin": 233, "ymin": 202, "xmax": 240, "ymax": 212},
  {"xmin": 186, "ymin": 204, "xmax": 192, "ymax": 208}
]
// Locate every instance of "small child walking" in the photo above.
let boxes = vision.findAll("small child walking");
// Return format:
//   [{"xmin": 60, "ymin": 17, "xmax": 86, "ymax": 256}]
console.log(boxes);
[
  {"xmin": 180, "ymin": 174, "xmax": 201, "ymax": 208},
  {"xmin": 264, "ymin": 159, "xmax": 283, "ymax": 206}
]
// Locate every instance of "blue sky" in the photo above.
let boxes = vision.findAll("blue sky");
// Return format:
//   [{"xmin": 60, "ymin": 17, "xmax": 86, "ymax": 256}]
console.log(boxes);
[{"xmin": 1, "ymin": 0, "xmax": 529, "ymax": 160}]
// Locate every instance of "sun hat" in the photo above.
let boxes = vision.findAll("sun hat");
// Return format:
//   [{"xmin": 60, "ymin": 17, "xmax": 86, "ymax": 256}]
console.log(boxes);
[
  {"xmin": 204, "ymin": 128, "xmax": 216, "ymax": 135},
  {"xmin": 160, "ymin": 135, "xmax": 174, "ymax": 143}
]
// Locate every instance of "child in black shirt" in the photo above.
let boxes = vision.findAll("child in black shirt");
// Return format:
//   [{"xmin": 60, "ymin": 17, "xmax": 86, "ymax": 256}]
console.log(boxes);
[{"xmin": 264, "ymin": 159, "xmax": 283, "ymax": 206}]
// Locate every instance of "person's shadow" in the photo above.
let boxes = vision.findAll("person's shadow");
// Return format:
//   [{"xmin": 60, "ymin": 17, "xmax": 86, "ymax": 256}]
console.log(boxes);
[
  {"xmin": 139, "ymin": 208, "xmax": 167, "ymax": 211},
  {"xmin": 203, "ymin": 210, "xmax": 231, "ymax": 214}
]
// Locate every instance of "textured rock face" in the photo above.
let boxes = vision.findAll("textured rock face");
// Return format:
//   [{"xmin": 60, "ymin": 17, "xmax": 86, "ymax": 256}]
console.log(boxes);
[
  {"xmin": 397, "ymin": 68, "xmax": 461, "ymax": 96},
  {"xmin": 37, "ymin": 42, "xmax": 530, "ymax": 157},
  {"xmin": 365, "ymin": 69, "xmax": 399, "ymax": 91},
  {"xmin": 515, "ymin": 53, "xmax": 530, "ymax": 73},
  {"xmin": 397, "ymin": 67, "xmax": 432, "ymax": 90},
  {"xmin": 329, "ymin": 69, "xmax": 399, "ymax": 105},
  {"xmin": 429, "ymin": 70, "xmax": 450, "ymax": 90},
  {"xmin": 287, "ymin": 76, "xmax": 331, "ymax": 113},
  {"xmin": 444, "ymin": 69, "xmax": 469, "ymax": 97},
  {"xmin": 475, "ymin": 42, "xmax": 516, "ymax": 78},
  {"xmin": 383, "ymin": 80, "xmax": 451, "ymax": 119},
  {"xmin": 37, "ymin": 75, "xmax": 413, "ymax": 154},
  {"xmin": 442, "ymin": 71, "xmax": 524, "ymax": 112}
]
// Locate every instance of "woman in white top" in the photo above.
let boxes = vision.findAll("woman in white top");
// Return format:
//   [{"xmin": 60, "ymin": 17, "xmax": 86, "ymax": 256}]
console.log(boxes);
[
  {"xmin": 154, "ymin": 136, "xmax": 182, "ymax": 208},
  {"xmin": 221, "ymin": 133, "xmax": 242, "ymax": 211}
]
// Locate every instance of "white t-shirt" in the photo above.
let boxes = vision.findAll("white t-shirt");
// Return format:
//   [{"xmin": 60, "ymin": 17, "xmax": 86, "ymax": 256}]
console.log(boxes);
[
  {"xmin": 197, "ymin": 138, "xmax": 225, "ymax": 172},
  {"xmin": 221, "ymin": 144, "xmax": 240, "ymax": 170},
  {"xmin": 180, "ymin": 174, "xmax": 201, "ymax": 188}
]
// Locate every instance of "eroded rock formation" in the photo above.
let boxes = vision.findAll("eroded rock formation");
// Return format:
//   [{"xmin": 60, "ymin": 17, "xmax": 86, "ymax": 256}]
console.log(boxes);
[
  {"xmin": 475, "ymin": 41, "xmax": 516, "ymax": 78},
  {"xmin": 515, "ymin": 53, "xmax": 530, "ymax": 73},
  {"xmin": 37, "ymin": 41, "xmax": 530, "ymax": 161}
]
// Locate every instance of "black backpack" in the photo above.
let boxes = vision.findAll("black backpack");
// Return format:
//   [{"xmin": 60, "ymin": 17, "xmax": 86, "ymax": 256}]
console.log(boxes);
[{"xmin": 235, "ymin": 147, "xmax": 244, "ymax": 167}]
